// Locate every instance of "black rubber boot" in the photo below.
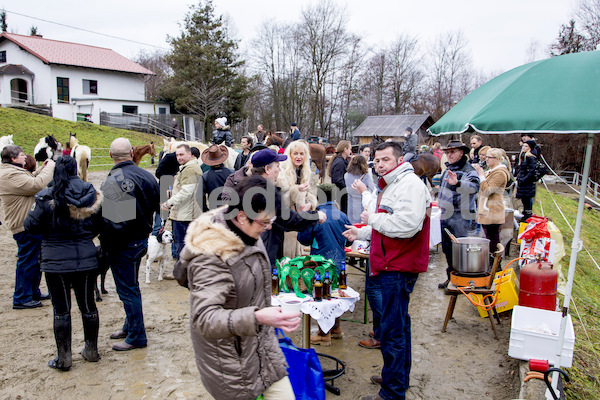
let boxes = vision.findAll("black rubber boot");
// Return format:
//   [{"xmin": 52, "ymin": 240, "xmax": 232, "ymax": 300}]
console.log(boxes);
[
  {"xmin": 81, "ymin": 311, "xmax": 101, "ymax": 362},
  {"xmin": 48, "ymin": 314, "xmax": 72, "ymax": 371}
]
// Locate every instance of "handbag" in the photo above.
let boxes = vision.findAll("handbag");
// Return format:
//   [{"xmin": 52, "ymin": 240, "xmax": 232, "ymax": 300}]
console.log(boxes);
[{"xmin": 275, "ymin": 329, "xmax": 325, "ymax": 400}]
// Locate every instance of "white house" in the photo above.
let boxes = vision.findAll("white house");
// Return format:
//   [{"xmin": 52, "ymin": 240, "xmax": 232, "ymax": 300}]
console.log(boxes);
[{"xmin": 0, "ymin": 32, "xmax": 170, "ymax": 123}]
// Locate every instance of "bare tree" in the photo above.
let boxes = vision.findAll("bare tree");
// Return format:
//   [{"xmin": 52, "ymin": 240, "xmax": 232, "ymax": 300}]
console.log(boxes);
[
  {"xmin": 386, "ymin": 34, "xmax": 422, "ymax": 115},
  {"xmin": 134, "ymin": 50, "xmax": 170, "ymax": 102},
  {"xmin": 575, "ymin": 0, "xmax": 600, "ymax": 48},
  {"xmin": 299, "ymin": 0, "xmax": 353, "ymax": 136},
  {"xmin": 427, "ymin": 31, "xmax": 473, "ymax": 120}
]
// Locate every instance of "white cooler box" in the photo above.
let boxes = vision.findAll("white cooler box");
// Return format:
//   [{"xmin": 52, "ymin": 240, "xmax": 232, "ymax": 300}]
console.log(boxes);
[{"xmin": 508, "ymin": 305, "xmax": 575, "ymax": 367}]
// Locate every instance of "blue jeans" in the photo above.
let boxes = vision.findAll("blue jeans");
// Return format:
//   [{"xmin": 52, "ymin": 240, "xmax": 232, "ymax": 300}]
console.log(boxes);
[
  {"xmin": 171, "ymin": 220, "xmax": 190, "ymax": 260},
  {"xmin": 378, "ymin": 271, "xmax": 419, "ymax": 400},
  {"xmin": 151, "ymin": 212, "xmax": 162, "ymax": 236},
  {"xmin": 13, "ymin": 231, "xmax": 43, "ymax": 305},
  {"xmin": 107, "ymin": 239, "xmax": 148, "ymax": 346},
  {"xmin": 365, "ymin": 268, "xmax": 382, "ymax": 341}
]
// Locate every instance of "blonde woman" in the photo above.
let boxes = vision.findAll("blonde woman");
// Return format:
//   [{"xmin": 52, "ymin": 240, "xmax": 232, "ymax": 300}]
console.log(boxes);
[
  {"xmin": 473, "ymin": 148, "xmax": 510, "ymax": 259},
  {"xmin": 277, "ymin": 140, "xmax": 318, "ymax": 257}
]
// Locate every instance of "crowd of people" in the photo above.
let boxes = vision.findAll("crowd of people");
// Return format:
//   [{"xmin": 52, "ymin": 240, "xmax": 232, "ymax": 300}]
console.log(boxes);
[{"xmin": 0, "ymin": 119, "xmax": 545, "ymax": 400}]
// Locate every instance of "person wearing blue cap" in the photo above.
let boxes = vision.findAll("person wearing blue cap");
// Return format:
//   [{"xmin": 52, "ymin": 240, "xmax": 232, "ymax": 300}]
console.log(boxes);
[{"xmin": 246, "ymin": 149, "xmax": 326, "ymax": 266}]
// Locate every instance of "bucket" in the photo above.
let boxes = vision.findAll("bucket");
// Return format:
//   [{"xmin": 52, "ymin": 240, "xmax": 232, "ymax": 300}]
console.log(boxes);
[{"xmin": 452, "ymin": 237, "xmax": 490, "ymax": 275}]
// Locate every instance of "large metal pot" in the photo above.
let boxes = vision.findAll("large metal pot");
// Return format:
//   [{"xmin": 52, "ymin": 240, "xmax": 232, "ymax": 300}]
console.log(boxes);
[{"xmin": 452, "ymin": 237, "xmax": 490, "ymax": 275}]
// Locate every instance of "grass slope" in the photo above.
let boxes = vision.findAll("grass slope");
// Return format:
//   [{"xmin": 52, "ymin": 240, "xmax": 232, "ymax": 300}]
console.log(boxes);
[
  {"xmin": 0, "ymin": 108, "xmax": 162, "ymax": 169},
  {"xmin": 534, "ymin": 187, "xmax": 600, "ymax": 399}
]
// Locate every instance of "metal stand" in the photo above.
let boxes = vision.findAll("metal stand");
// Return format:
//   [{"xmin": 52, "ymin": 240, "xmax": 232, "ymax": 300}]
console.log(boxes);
[{"xmin": 317, "ymin": 352, "xmax": 346, "ymax": 396}]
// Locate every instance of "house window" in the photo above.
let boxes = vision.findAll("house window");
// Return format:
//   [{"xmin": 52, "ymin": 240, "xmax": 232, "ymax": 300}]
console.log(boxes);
[
  {"xmin": 57, "ymin": 77, "xmax": 70, "ymax": 103},
  {"xmin": 83, "ymin": 79, "xmax": 98, "ymax": 94},
  {"xmin": 159, "ymin": 107, "xmax": 166, "ymax": 114},
  {"xmin": 0, "ymin": 51, "xmax": 6, "ymax": 63},
  {"xmin": 122, "ymin": 105, "xmax": 138, "ymax": 114}
]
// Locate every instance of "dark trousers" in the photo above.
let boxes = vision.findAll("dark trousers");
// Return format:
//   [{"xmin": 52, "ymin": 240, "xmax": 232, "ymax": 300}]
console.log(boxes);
[
  {"xmin": 521, "ymin": 196, "xmax": 534, "ymax": 221},
  {"xmin": 365, "ymin": 269, "xmax": 382, "ymax": 341},
  {"xmin": 45, "ymin": 270, "xmax": 98, "ymax": 316},
  {"xmin": 379, "ymin": 271, "xmax": 418, "ymax": 400},
  {"xmin": 107, "ymin": 239, "xmax": 148, "ymax": 346},
  {"xmin": 483, "ymin": 224, "xmax": 502, "ymax": 258},
  {"xmin": 13, "ymin": 231, "xmax": 42, "ymax": 305},
  {"xmin": 172, "ymin": 220, "xmax": 190, "ymax": 260}
]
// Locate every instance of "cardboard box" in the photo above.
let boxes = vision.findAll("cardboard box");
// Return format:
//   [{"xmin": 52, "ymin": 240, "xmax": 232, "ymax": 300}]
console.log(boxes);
[
  {"xmin": 508, "ymin": 305, "xmax": 575, "ymax": 367},
  {"xmin": 476, "ymin": 268, "xmax": 519, "ymax": 317}
]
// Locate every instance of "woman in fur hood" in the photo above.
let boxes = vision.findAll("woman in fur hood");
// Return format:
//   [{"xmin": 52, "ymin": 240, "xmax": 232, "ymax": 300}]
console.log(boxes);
[
  {"xmin": 174, "ymin": 175, "xmax": 300, "ymax": 400},
  {"xmin": 24, "ymin": 156, "xmax": 103, "ymax": 371},
  {"xmin": 276, "ymin": 140, "xmax": 319, "ymax": 258}
]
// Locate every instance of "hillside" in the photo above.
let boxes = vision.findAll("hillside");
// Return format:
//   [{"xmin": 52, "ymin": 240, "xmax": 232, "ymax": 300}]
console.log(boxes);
[{"xmin": 0, "ymin": 107, "xmax": 163, "ymax": 168}]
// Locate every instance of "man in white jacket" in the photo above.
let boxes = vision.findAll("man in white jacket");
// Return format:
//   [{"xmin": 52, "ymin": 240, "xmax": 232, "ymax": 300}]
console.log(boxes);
[
  {"xmin": 344, "ymin": 141, "xmax": 431, "ymax": 400},
  {"xmin": 161, "ymin": 144, "xmax": 202, "ymax": 263}
]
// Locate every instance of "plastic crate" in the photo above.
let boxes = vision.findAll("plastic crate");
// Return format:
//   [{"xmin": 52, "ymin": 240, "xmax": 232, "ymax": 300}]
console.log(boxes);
[
  {"xmin": 508, "ymin": 305, "xmax": 575, "ymax": 367},
  {"xmin": 475, "ymin": 268, "xmax": 519, "ymax": 318}
]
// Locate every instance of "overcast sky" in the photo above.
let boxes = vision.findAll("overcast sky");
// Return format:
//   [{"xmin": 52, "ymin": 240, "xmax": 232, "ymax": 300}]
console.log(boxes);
[{"xmin": 2, "ymin": 0, "xmax": 576, "ymax": 75}]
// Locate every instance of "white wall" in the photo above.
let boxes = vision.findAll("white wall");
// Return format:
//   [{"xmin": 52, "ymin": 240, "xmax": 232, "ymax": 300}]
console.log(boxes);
[{"xmin": 0, "ymin": 41, "xmax": 49, "ymax": 104}]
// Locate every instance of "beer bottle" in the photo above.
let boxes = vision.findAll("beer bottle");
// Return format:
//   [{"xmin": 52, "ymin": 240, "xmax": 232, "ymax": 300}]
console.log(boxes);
[
  {"xmin": 271, "ymin": 268, "xmax": 279, "ymax": 295},
  {"xmin": 313, "ymin": 273, "xmax": 323, "ymax": 302},
  {"xmin": 323, "ymin": 272, "xmax": 331, "ymax": 300},
  {"xmin": 338, "ymin": 262, "xmax": 347, "ymax": 289}
]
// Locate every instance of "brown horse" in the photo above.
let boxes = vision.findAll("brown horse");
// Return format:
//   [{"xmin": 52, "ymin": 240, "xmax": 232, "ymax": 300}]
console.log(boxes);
[
  {"xmin": 265, "ymin": 133, "xmax": 327, "ymax": 181},
  {"xmin": 133, "ymin": 143, "xmax": 157, "ymax": 166},
  {"xmin": 369, "ymin": 135, "xmax": 440, "ymax": 184}
]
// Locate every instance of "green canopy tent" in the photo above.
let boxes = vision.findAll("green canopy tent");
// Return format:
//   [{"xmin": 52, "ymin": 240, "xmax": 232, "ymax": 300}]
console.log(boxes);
[{"xmin": 428, "ymin": 50, "xmax": 600, "ymax": 394}]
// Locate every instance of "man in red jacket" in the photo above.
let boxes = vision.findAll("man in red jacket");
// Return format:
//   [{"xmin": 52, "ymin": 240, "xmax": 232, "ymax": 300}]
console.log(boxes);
[{"xmin": 344, "ymin": 141, "xmax": 431, "ymax": 400}]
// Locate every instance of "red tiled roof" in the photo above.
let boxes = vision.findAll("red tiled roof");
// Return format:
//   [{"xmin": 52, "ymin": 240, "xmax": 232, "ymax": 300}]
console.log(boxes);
[{"xmin": 0, "ymin": 33, "xmax": 154, "ymax": 75}]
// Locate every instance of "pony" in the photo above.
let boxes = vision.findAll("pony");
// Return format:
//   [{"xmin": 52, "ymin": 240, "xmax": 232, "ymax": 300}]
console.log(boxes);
[
  {"xmin": 133, "ymin": 142, "xmax": 157, "ymax": 166},
  {"xmin": 0, "ymin": 134, "xmax": 14, "ymax": 152},
  {"xmin": 369, "ymin": 135, "xmax": 440, "ymax": 185},
  {"xmin": 265, "ymin": 133, "xmax": 327, "ymax": 181},
  {"xmin": 69, "ymin": 133, "xmax": 91, "ymax": 182},
  {"xmin": 33, "ymin": 134, "xmax": 62, "ymax": 163}
]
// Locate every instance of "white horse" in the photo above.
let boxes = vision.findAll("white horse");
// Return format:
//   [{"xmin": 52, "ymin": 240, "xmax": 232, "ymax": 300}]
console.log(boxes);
[
  {"xmin": 69, "ymin": 134, "xmax": 91, "ymax": 182},
  {"xmin": 0, "ymin": 135, "xmax": 14, "ymax": 152},
  {"xmin": 33, "ymin": 135, "xmax": 62, "ymax": 164}
]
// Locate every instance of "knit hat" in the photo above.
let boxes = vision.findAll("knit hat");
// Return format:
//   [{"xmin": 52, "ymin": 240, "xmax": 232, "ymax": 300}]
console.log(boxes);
[
  {"xmin": 215, "ymin": 117, "xmax": 227, "ymax": 128},
  {"xmin": 524, "ymin": 140, "xmax": 537, "ymax": 150}
]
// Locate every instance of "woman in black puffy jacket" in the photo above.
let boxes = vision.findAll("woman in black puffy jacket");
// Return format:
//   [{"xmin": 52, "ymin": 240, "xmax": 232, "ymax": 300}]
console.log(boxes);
[
  {"xmin": 514, "ymin": 140, "xmax": 538, "ymax": 222},
  {"xmin": 25, "ymin": 156, "xmax": 103, "ymax": 371}
]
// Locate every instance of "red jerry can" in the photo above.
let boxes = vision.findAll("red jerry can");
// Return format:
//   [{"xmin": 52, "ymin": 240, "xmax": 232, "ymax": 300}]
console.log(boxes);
[{"xmin": 519, "ymin": 262, "xmax": 558, "ymax": 311}]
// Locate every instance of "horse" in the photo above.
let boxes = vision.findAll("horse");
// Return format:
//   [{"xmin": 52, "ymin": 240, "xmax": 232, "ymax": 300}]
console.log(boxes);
[
  {"xmin": 265, "ymin": 133, "xmax": 327, "ymax": 181},
  {"xmin": 69, "ymin": 133, "xmax": 91, "ymax": 182},
  {"xmin": 0, "ymin": 134, "xmax": 14, "ymax": 152},
  {"xmin": 33, "ymin": 134, "xmax": 62, "ymax": 163},
  {"xmin": 369, "ymin": 135, "xmax": 440, "ymax": 184},
  {"xmin": 133, "ymin": 143, "xmax": 157, "ymax": 166}
]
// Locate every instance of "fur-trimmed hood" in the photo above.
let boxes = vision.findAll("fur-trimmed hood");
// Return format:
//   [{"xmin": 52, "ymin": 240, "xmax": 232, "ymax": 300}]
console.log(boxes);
[
  {"xmin": 182, "ymin": 206, "xmax": 245, "ymax": 262},
  {"xmin": 69, "ymin": 190, "xmax": 103, "ymax": 220}
]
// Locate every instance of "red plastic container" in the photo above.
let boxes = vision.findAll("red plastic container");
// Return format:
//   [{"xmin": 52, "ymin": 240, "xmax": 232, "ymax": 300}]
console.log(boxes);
[
  {"xmin": 519, "ymin": 262, "xmax": 558, "ymax": 311},
  {"xmin": 529, "ymin": 359, "xmax": 549, "ymax": 372}
]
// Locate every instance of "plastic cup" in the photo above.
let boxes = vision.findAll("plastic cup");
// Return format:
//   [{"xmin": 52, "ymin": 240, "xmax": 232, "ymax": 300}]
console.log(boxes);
[{"xmin": 280, "ymin": 296, "xmax": 303, "ymax": 314}]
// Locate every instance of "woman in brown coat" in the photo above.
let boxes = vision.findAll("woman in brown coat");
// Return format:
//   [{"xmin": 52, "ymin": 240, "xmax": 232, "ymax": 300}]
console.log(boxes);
[
  {"xmin": 473, "ymin": 148, "xmax": 510, "ymax": 259},
  {"xmin": 174, "ymin": 176, "xmax": 300, "ymax": 400}
]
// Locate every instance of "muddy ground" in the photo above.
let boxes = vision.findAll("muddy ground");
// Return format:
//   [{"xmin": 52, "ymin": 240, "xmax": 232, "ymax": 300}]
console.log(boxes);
[{"xmin": 0, "ymin": 169, "xmax": 521, "ymax": 400}]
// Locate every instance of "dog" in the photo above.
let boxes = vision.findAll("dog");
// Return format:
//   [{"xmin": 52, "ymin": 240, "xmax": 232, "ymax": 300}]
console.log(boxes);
[
  {"xmin": 145, "ymin": 229, "xmax": 174, "ymax": 283},
  {"xmin": 95, "ymin": 245, "xmax": 110, "ymax": 302}
]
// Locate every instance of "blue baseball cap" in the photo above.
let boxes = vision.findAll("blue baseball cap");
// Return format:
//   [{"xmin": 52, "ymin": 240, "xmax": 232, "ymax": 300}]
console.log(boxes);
[{"xmin": 252, "ymin": 149, "xmax": 287, "ymax": 167}]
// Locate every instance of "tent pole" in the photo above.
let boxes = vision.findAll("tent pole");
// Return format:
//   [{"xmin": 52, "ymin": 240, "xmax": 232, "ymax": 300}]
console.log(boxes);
[{"xmin": 551, "ymin": 132, "xmax": 594, "ymax": 395}]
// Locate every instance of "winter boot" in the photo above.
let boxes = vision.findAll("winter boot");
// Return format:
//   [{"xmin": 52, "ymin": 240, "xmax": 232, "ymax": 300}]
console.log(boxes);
[
  {"xmin": 81, "ymin": 311, "xmax": 101, "ymax": 362},
  {"xmin": 48, "ymin": 313, "xmax": 72, "ymax": 371},
  {"xmin": 331, "ymin": 318, "xmax": 343, "ymax": 339},
  {"xmin": 310, "ymin": 327, "xmax": 331, "ymax": 346}
]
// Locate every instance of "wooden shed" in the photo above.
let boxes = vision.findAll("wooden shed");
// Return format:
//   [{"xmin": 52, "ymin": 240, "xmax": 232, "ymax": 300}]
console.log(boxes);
[{"xmin": 352, "ymin": 114, "xmax": 435, "ymax": 146}]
